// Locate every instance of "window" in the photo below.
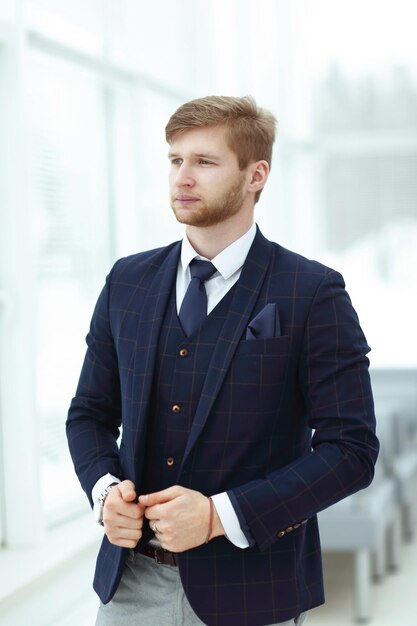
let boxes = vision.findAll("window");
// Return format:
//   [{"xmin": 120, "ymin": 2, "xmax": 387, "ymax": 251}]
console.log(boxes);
[
  {"xmin": 27, "ymin": 48, "xmax": 185, "ymax": 522},
  {"xmin": 279, "ymin": 0, "xmax": 417, "ymax": 367},
  {"xmin": 0, "ymin": 1, "xmax": 189, "ymax": 537},
  {"xmin": 28, "ymin": 49, "xmax": 112, "ymax": 520}
]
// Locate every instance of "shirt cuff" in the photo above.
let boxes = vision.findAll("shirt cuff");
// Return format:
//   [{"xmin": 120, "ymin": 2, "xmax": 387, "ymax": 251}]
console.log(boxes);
[
  {"xmin": 211, "ymin": 492, "xmax": 250, "ymax": 549},
  {"xmin": 92, "ymin": 473, "xmax": 121, "ymax": 503}
]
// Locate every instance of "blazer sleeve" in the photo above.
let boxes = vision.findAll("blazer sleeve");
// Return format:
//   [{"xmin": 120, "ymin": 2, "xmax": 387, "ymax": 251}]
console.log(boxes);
[
  {"xmin": 66, "ymin": 262, "xmax": 123, "ymax": 507},
  {"xmin": 229, "ymin": 269, "xmax": 379, "ymax": 551}
]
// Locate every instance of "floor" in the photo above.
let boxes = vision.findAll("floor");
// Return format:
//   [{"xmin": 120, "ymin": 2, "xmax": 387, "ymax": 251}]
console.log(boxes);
[{"xmin": 61, "ymin": 537, "xmax": 417, "ymax": 626}]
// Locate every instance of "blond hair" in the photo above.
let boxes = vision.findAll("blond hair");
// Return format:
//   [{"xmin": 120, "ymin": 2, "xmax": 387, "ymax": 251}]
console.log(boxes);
[{"xmin": 165, "ymin": 95, "xmax": 277, "ymax": 202}]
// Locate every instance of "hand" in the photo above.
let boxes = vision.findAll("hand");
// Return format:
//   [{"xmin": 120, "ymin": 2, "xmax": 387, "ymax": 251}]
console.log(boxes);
[
  {"xmin": 139, "ymin": 485, "xmax": 225, "ymax": 552},
  {"xmin": 103, "ymin": 480, "xmax": 145, "ymax": 548}
]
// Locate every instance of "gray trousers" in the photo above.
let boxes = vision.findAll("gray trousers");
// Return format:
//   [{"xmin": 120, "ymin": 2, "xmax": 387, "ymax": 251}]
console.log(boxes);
[{"xmin": 95, "ymin": 549, "xmax": 307, "ymax": 626}]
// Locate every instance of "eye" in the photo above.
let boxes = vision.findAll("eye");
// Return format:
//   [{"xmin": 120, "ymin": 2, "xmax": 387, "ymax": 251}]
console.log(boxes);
[
  {"xmin": 198, "ymin": 159, "xmax": 213, "ymax": 166},
  {"xmin": 170, "ymin": 158, "xmax": 182, "ymax": 166}
]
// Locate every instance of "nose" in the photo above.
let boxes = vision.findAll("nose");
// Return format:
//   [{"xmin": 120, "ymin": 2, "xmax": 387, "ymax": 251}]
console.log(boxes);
[{"xmin": 175, "ymin": 163, "xmax": 195, "ymax": 187}]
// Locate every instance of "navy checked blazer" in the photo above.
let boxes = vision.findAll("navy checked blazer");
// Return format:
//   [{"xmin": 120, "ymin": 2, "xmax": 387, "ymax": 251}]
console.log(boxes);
[{"xmin": 66, "ymin": 227, "xmax": 379, "ymax": 626}]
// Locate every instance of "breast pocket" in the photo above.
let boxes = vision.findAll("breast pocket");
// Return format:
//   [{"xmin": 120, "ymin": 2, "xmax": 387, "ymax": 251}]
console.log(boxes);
[
  {"xmin": 217, "ymin": 336, "xmax": 294, "ymax": 437},
  {"xmin": 232, "ymin": 336, "xmax": 291, "ymax": 385},
  {"xmin": 234, "ymin": 335, "xmax": 291, "ymax": 357}
]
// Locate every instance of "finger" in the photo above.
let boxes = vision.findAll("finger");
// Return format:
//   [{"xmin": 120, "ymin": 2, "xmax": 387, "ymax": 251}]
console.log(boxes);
[
  {"xmin": 144, "ymin": 504, "xmax": 160, "ymax": 523},
  {"xmin": 108, "ymin": 526, "xmax": 142, "ymax": 540},
  {"xmin": 139, "ymin": 485, "xmax": 184, "ymax": 507},
  {"xmin": 118, "ymin": 480, "xmax": 137, "ymax": 502},
  {"xmin": 107, "ymin": 537, "xmax": 139, "ymax": 550},
  {"xmin": 105, "ymin": 495, "xmax": 144, "ymax": 520},
  {"xmin": 149, "ymin": 519, "xmax": 164, "ymax": 534},
  {"xmin": 106, "ymin": 527, "xmax": 142, "ymax": 548},
  {"xmin": 104, "ymin": 511, "xmax": 144, "ymax": 530},
  {"xmin": 144, "ymin": 504, "xmax": 164, "ymax": 520}
]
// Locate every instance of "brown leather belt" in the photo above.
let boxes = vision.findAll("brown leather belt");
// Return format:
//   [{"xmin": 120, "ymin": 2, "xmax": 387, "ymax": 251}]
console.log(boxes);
[{"xmin": 139, "ymin": 543, "xmax": 178, "ymax": 566}]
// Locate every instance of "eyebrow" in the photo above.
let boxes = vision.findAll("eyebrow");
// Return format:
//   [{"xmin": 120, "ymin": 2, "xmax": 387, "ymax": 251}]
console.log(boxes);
[{"xmin": 168, "ymin": 151, "xmax": 220, "ymax": 161}]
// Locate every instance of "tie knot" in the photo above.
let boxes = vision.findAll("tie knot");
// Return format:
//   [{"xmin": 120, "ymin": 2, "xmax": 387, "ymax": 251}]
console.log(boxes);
[{"xmin": 189, "ymin": 259, "xmax": 217, "ymax": 282}]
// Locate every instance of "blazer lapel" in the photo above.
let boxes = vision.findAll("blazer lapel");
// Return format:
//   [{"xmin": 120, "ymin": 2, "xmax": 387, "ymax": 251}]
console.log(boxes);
[
  {"xmin": 180, "ymin": 228, "xmax": 274, "ymax": 471},
  {"xmin": 130, "ymin": 242, "xmax": 180, "ymax": 455}
]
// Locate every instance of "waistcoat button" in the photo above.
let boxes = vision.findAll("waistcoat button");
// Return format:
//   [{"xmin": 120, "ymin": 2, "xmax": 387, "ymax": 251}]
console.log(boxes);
[
  {"xmin": 172, "ymin": 404, "xmax": 181, "ymax": 413},
  {"xmin": 179, "ymin": 348, "xmax": 188, "ymax": 358},
  {"xmin": 166, "ymin": 457, "xmax": 175, "ymax": 467}
]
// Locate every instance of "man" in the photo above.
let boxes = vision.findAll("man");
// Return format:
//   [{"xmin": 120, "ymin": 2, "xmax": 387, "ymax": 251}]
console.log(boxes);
[{"xmin": 66, "ymin": 95, "xmax": 379, "ymax": 626}]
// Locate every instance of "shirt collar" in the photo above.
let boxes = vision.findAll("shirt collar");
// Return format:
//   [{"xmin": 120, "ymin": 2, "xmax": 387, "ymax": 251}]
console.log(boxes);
[{"xmin": 180, "ymin": 223, "xmax": 257, "ymax": 280}]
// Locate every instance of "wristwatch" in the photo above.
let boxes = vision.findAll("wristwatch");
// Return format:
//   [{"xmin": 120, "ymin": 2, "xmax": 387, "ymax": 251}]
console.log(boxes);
[{"xmin": 93, "ymin": 483, "xmax": 118, "ymax": 525}]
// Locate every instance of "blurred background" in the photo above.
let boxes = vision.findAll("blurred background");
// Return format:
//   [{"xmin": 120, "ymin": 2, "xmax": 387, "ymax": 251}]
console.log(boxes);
[{"xmin": 0, "ymin": 0, "xmax": 416, "ymax": 624}]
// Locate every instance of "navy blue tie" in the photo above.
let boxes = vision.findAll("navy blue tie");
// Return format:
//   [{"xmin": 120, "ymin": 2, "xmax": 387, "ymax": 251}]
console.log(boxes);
[{"xmin": 179, "ymin": 259, "xmax": 217, "ymax": 336}]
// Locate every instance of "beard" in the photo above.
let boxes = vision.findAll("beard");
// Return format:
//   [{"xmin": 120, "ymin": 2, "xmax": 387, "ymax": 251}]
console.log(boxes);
[{"xmin": 170, "ymin": 173, "xmax": 247, "ymax": 228}]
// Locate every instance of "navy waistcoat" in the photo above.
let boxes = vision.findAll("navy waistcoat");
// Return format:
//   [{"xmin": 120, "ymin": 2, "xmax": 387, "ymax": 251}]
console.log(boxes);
[{"xmin": 142, "ymin": 282, "xmax": 236, "ymax": 495}]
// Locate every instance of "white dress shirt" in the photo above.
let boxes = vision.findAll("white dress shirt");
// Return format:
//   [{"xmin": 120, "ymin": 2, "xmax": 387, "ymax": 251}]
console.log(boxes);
[{"xmin": 92, "ymin": 223, "xmax": 257, "ymax": 548}]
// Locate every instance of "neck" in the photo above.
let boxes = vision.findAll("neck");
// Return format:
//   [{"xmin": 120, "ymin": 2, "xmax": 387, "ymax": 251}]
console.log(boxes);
[{"xmin": 185, "ymin": 214, "xmax": 254, "ymax": 260}]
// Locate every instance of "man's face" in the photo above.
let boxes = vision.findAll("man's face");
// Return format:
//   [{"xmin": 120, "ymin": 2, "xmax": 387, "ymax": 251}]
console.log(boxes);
[{"xmin": 168, "ymin": 125, "xmax": 250, "ymax": 228}]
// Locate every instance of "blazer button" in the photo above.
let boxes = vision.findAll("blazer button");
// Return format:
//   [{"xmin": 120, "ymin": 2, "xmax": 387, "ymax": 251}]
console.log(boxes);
[
  {"xmin": 166, "ymin": 457, "xmax": 175, "ymax": 467},
  {"xmin": 277, "ymin": 530, "xmax": 285, "ymax": 538},
  {"xmin": 286, "ymin": 526, "xmax": 294, "ymax": 533},
  {"xmin": 179, "ymin": 348, "xmax": 188, "ymax": 358},
  {"xmin": 172, "ymin": 404, "xmax": 181, "ymax": 413}
]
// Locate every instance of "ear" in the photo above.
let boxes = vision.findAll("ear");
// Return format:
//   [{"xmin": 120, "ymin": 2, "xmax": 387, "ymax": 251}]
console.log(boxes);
[{"xmin": 247, "ymin": 160, "xmax": 269, "ymax": 195}]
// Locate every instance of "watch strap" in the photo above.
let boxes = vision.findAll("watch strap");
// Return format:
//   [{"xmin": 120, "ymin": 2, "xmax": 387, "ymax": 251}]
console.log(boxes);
[{"xmin": 94, "ymin": 482, "xmax": 118, "ymax": 525}]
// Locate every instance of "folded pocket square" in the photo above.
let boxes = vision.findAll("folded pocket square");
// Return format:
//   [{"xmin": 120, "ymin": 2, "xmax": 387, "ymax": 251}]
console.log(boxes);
[{"xmin": 246, "ymin": 303, "xmax": 281, "ymax": 340}]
